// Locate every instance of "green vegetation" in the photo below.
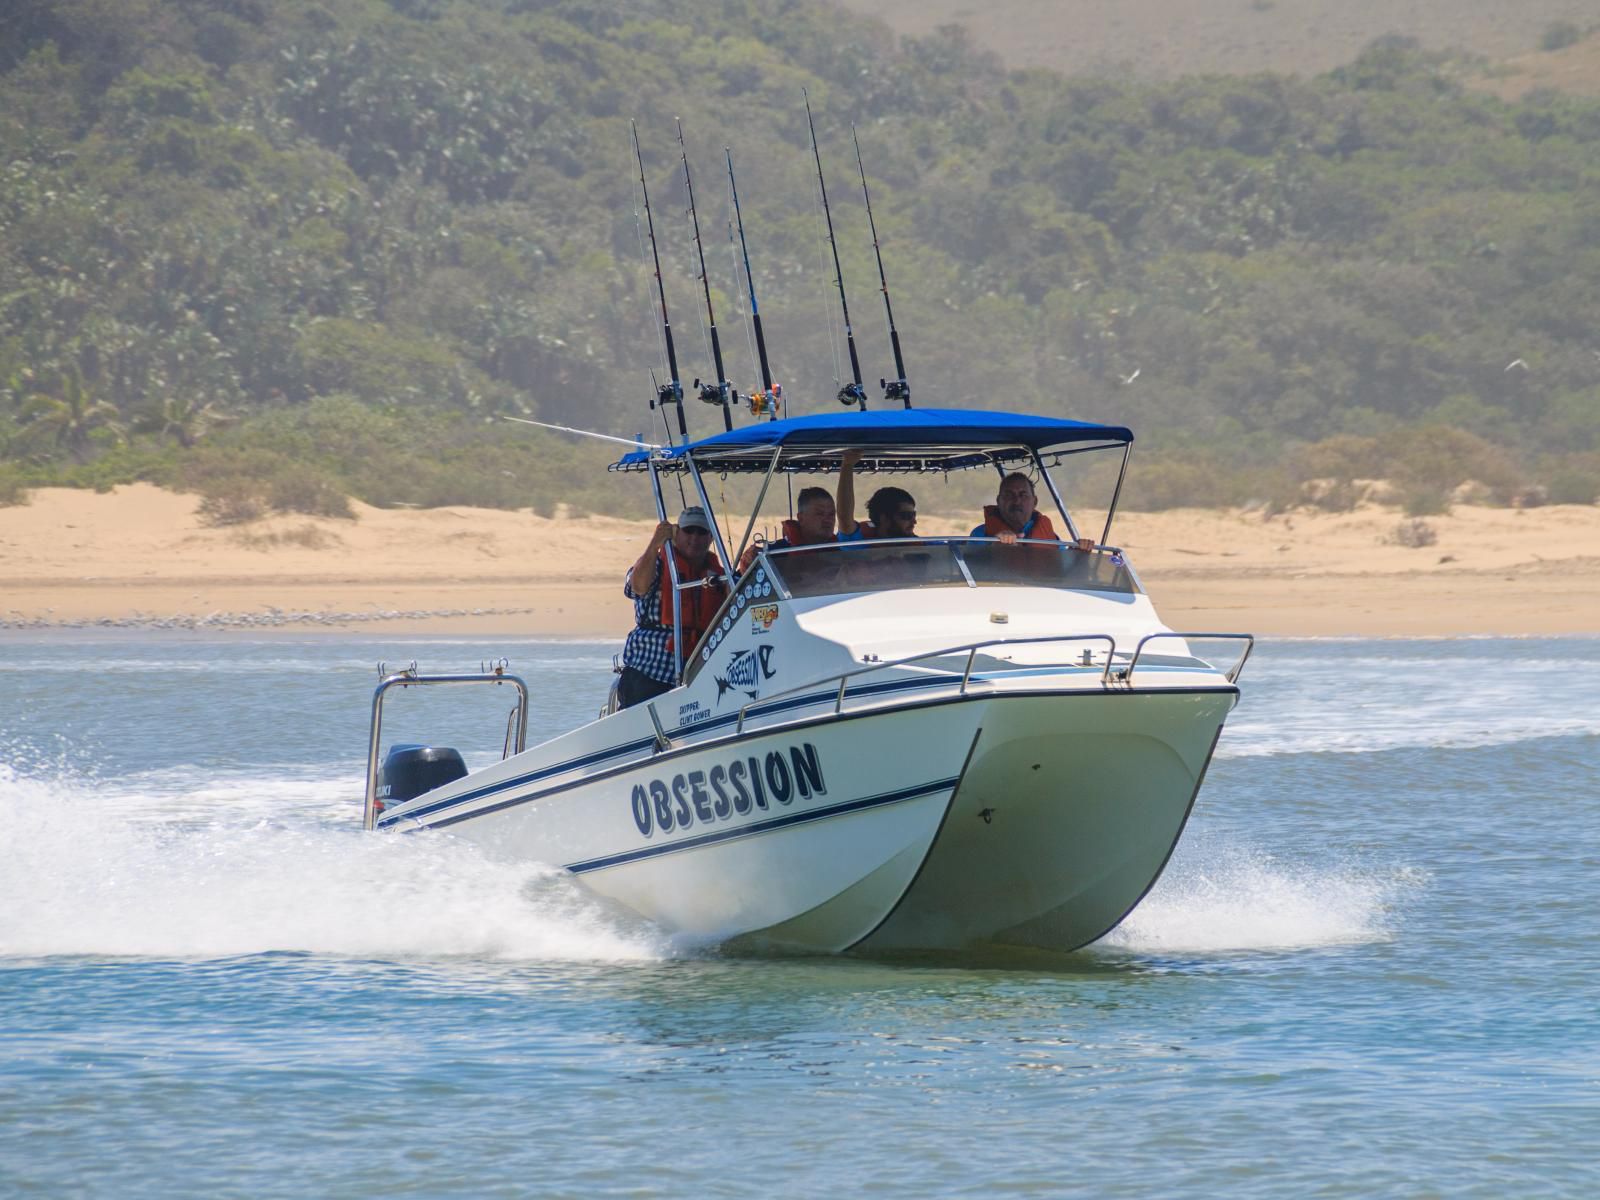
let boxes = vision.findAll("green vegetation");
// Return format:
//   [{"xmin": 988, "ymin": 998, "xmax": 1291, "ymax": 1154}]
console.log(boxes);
[
  {"xmin": 1541, "ymin": 22, "xmax": 1583, "ymax": 52},
  {"xmin": 3, "ymin": 2, "xmax": 1599, "ymax": 516}
]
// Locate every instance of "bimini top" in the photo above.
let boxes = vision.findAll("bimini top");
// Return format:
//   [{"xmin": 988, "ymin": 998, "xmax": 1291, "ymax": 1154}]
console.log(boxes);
[{"xmin": 611, "ymin": 407, "xmax": 1133, "ymax": 474}]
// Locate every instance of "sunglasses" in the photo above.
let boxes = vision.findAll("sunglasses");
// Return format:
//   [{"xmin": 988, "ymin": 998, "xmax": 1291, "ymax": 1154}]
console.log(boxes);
[
  {"xmin": 680, "ymin": 526, "xmax": 712, "ymax": 536},
  {"xmin": 894, "ymin": 510, "xmax": 918, "ymax": 521}
]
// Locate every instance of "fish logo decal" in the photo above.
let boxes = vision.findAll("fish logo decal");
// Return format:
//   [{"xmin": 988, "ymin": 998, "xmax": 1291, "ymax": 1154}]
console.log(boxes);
[{"xmin": 715, "ymin": 644, "xmax": 776, "ymax": 703}]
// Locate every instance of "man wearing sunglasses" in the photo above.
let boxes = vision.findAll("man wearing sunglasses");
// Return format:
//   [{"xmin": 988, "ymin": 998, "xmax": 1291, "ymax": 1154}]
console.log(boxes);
[
  {"xmin": 840, "ymin": 486, "xmax": 919, "ymax": 541},
  {"xmin": 618, "ymin": 506, "xmax": 728, "ymax": 708}
]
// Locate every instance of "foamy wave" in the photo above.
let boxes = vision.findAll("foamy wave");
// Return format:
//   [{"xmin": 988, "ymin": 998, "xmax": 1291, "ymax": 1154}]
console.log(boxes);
[
  {"xmin": 92, "ymin": 765, "xmax": 368, "ymax": 825},
  {"xmin": 0, "ymin": 764, "xmax": 672, "ymax": 962},
  {"xmin": 1100, "ymin": 840, "xmax": 1421, "ymax": 954},
  {"xmin": 1219, "ymin": 712, "xmax": 1600, "ymax": 758},
  {"xmin": 1218, "ymin": 649, "xmax": 1600, "ymax": 759}
]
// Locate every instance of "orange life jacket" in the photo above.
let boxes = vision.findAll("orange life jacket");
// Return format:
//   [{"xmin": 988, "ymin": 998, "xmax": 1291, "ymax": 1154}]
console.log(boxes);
[
  {"xmin": 737, "ymin": 519, "xmax": 832, "ymax": 572},
  {"xmin": 779, "ymin": 518, "xmax": 845, "ymax": 548},
  {"xmin": 982, "ymin": 506, "xmax": 1060, "ymax": 540},
  {"xmin": 657, "ymin": 545, "xmax": 728, "ymax": 657}
]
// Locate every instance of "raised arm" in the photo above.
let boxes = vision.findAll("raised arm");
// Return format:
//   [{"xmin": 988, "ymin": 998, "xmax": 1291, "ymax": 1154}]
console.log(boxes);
[
  {"xmin": 835, "ymin": 448, "xmax": 863, "ymax": 535},
  {"xmin": 629, "ymin": 520, "xmax": 675, "ymax": 594}
]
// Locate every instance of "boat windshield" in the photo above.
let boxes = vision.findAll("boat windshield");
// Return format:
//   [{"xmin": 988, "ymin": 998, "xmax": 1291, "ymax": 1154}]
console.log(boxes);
[{"xmin": 764, "ymin": 538, "xmax": 1140, "ymax": 599}]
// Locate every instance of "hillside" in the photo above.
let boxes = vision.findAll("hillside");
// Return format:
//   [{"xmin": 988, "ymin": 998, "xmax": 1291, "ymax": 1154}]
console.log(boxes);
[
  {"xmin": 837, "ymin": 0, "xmax": 1598, "ymax": 81},
  {"xmin": 1478, "ymin": 29, "xmax": 1600, "ymax": 100},
  {"xmin": 2, "ymin": 0, "xmax": 1598, "ymax": 518}
]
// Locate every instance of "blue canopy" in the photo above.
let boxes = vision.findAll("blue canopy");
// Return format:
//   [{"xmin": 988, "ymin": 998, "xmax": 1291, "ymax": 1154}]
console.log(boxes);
[{"xmin": 612, "ymin": 407, "xmax": 1132, "ymax": 473}]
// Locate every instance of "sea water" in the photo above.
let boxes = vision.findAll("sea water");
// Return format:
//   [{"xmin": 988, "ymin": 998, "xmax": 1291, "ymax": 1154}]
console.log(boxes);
[{"xmin": 1, "ymin": 636, "xmax": 1596, "ymax": 1197}]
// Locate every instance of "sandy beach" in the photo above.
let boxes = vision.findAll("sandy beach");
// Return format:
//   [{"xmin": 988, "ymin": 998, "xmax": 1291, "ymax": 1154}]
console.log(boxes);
[{"xmin": 2, "ymin": 483, "xmax": 1597, "ymax": 637}]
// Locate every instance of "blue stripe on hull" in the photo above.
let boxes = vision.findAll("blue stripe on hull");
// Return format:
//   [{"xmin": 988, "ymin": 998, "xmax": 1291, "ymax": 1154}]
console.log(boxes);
[
  {"xmin": 381, "ymin": 673, "xmax": 1234, "ymax": 832},
  {"xmin": 379, "ymin": 667, "xmax": 1098, "ymax": 829},
  {"xmin": 377, "ymin": 733, "xmax": 658, "ymax": 828},
  {"xmin": 378, "ymin": 676, "xmax": 942, "ymax": 828},
  {"xmin": 565, "ymin": 776, "xmax": 961, "ymax": 874}
]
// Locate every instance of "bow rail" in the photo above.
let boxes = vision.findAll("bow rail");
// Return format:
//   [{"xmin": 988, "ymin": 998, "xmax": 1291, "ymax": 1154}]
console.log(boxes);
[{"xmin": 727, "ymin": 631, "xmax": 1253, "ymax": 737}]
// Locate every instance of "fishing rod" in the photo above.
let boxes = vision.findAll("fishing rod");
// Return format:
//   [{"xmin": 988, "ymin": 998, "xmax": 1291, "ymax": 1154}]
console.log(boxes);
[
  {"xmin": 626, "ymin": 132, "xmax": 675, "ymax": 448},
  {"xmin": 501, "ymin": 414, "xmax": 659, "ymax": 450},
  {"xmin": 630, "ymin": 184, "xmax": 675, "ymax": 450},
  {"xmin": 632, "ymin": 120, "xmax": 686, "ymax": 439},
  {"xmin": 852, "ymin": 125, "xmax": 910, "ymax": 409},
  {"xmin": 726, "ymin": 147, "xmax": 780, "ymax": 421},
  {"xmin": 804, "ymin": 91, "xmax": 866, "ymax": 411},
  {"xmin": 678, "ymin": 120, "xmax": 734, "ymax": 433}
]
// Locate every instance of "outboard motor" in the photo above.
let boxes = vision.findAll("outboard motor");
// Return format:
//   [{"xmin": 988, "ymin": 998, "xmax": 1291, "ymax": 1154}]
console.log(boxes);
[{"xmin": 375, "ymin": 744, "xmax": 468, "ymax": 814}]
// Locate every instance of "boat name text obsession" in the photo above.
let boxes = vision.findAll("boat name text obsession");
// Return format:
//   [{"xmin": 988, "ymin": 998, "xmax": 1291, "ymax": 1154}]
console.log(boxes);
[{"xmin": 630, "ymin": 743, "xmax": 826, "ymax": 837}]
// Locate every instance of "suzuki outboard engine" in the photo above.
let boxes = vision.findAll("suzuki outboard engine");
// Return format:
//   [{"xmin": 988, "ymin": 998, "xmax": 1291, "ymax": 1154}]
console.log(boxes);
[{"xmin": 375, "ymin": 744, "xmax": 468, "ymax": 813}]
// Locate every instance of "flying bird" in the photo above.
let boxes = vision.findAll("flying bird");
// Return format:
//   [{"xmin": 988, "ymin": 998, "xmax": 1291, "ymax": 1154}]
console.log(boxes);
[{"xmin": 1505, "ymin": 359, "xmax": 1529, "ymax": 372}]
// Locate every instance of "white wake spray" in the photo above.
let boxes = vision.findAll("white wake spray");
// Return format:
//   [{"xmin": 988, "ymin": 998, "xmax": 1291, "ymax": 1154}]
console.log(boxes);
[
  {"xmin": 0, "ymin": 762, "xmax": 672, "ymax": 962},
  {"xmin": 1101, "ymin": 835, "xmax": 1422, "ymax": 954}
]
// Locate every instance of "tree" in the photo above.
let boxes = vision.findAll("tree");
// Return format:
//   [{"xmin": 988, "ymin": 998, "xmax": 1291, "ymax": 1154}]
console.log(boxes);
[
  {"xmin": 143, "ymin": 393, "xmax": 234, "ymax": 449},
  {"xmin": 17, "ymin": 368, "xmax": 125, "ymax": 462}
]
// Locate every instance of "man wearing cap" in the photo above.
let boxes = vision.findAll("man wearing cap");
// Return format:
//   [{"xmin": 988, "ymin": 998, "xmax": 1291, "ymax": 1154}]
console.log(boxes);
[{"xmin": 618, "ymin": 506, "xmax": 729, "ymax": 708}]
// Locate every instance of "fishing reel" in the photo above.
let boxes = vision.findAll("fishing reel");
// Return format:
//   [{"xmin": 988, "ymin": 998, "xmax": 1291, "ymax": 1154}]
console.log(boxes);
[
  {"xmin": 694, "ymin": 378, "xmax": 735, "ymax": 407},
  {"xmin": 654, "ymin": 379, "xmax": 683, "ymax": 408},
  {"xmin": 837, "ymin": 382, "xmax": 867, "ymax": 407},
  {"xmin": 747, "ymin": 384, "xmax": 782, "ymax": 418},
  {"xmin": 882, "ymin": 377, "xmax": 910, "ymax": 405}
]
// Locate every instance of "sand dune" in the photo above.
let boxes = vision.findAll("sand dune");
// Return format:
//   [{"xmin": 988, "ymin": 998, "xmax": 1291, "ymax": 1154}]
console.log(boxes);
[
  {"xmin": 2, "ymin": 484, "xmax": 1596, "ymax": 637},
  {"xmin": 840, "ymin": 0, "xmax": 1597, "ymax": 81}
]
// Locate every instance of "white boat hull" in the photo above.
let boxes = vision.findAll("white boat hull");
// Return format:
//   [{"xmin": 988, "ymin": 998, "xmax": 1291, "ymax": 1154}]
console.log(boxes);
[
  {"xmin": 857, "ymin": 689, "xmax": 1227, "ymax": 952},
  {"xmin": 385, "ymin": 682, "xmax": 1233, "ymax": 953}
]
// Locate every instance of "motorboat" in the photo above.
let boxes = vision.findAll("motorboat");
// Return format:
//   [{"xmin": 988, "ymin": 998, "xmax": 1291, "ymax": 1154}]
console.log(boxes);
[{"xmin": 363, "ymin": 408, "xmax": 1252, "ymax": 953}]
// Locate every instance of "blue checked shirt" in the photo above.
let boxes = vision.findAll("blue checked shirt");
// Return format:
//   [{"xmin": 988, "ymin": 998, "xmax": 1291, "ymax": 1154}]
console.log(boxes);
[{"xmin": 622, "ymin": 569, "xmax": 676, "ymax": 684}]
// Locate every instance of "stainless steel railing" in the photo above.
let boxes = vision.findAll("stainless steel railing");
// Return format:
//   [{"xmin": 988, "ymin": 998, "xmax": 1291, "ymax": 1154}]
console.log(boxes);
[
  {"xmin": 363, "ymin": 661, "xmax": 530, "ymax": 831},
  {"xmin": 1111, "ymin": 632, "xmax": 1255, "ymax": 686},
  {"xmin": 724, "ymin": 630, "xmax": 1256, "ymax": 738}
]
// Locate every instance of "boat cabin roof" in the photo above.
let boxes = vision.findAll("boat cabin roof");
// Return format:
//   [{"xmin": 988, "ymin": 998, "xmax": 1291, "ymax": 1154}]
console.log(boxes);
[{"xmin": 611, "ymin": 407, "xmax": 1133, "ymax": 474}]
